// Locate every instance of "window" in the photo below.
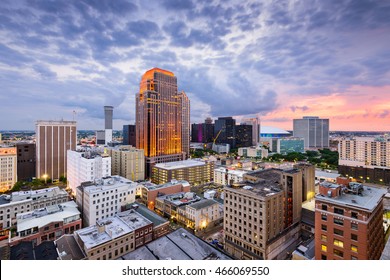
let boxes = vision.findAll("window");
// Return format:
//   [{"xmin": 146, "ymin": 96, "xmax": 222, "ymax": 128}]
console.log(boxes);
[
  {"xmin": 351, "ymin": 234, "xmax": 358, "ymax": 241},
  {"xmin": 321, "ymin": 224, "xmax": 327, "ymax": 231},
  {"xmin": 334, "ymin": 249, "xmax": 343, "ymax": 258},
  {"xmin": 334, "ymin": 218, "xmax": 344, "ymax": 226},
  {"xmin": 321, "ymin": 234, "xmax": 327, "ymax": 242},
  {"xmin": 334, "ymin": 208, "xmax": 344, "ymax": 215},
  {"xmin": 350, "ymin": 245, "xmax": 358, "ymax": 253},
  {"xmin": 351, "ymin": 212, "xmax": 358, "ymax": 219},
  {"xmin": 322, "ymin": 204, "xmax": 327, "ymax": 211},
  {"xmin": 321, "ymin": 245, "xmax": 327, "ymax": 252},
  {"xmin": 351, "ymin": 223, "xmax": 358, "ymax": 230},
  {"xmin": 334, "ymin": 228, "xmax": 344, "ymax": 236},
  {"xmin": 321, "ymin": 214, "xmax": 327, "ymax": 221},
  {"xmin": 321, "ymin": 254, "xmax": 327, "ymax": 260},
  {"xmin": 333, "ymin": 239, "xmax": 344, "ymax": 248}
]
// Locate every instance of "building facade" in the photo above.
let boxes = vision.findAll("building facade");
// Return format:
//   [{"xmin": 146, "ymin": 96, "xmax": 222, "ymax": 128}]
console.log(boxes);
[
  {"xmin": 214, "ymin": 117, "xmax": 236, "ymax": 148},
  {"xmin": 67, "ymin": 149, "xmax": 111, "ymax": 196},
  {"xmin": 315, "ymin": 182, "xmax": 386, "ymax": 260},
  {"xmin": 0, "ymin": 147, "xmax": 17, "ymax": 192},
  {"xmin": 293, "ymin": 163, "xmax": 315, "ymax": 202},
  {"xmin": 179, "ymin": 91, "xmax": 190, "ymax": 158},
  {"xmin": 151, "ymin": 159, "xmax": 214, "ymax": 186},
  {"xmin": 136, "ymin": 68, "xmax": 186, "ymax": 178},
  {"xmin": 76, "ymin": 175, "xmax": 137, "ymax": 227},
  {"xmin": 122, "ymin": 125, "xmax": 136, "ymax": 146},
  {"xmin": 214, "ymin": 167, "xmax": 247, "ymax": 186},
  {"xmin": 338, "ymin": 136, "xmax": 390, "ymax": 184},
  {"xmin": 104, "ymin": 106, "xmax": 113, "ymax": 145},
  {"xmin": 106, "ymin": 145, "xmax": 145, "ymax": 182},
  {"xmin": 293, "ymin": 116, "xmax": 329, "ymax": 148},
  {"xmin": 35, "ymin": 120, "xmax": 77, "ymax": 181},
  {"xmin": 241, "ymin": 117, "xmax": 260, "ymax": 146},
  {"xmin": 235, "ymin": 125, "xmax": 253, "ymax": 148},
  {"xmin": 238, "ymin": 146, "xmax": 268, "ymax": 158},
  {"xmin": 16, "ymin": 143, "xmax": 36, "ymax": 182}
]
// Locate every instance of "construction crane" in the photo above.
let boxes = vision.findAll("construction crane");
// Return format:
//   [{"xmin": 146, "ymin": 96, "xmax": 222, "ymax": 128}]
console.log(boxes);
[{"xmin": 212, "ymin": 126, "xmax": 225, "ymax": 151}]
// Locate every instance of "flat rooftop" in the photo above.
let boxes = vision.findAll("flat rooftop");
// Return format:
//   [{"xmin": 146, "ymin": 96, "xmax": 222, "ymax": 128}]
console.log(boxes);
[
  {"xmin": 0, "ymin": 187, "xmax": 68, "ymax": 206},
  {"xmin": 76, "ymin": 210, "xmax": 152, "ymax": 250},
  {"xmin": 127, "ymin": 203, "xmax": 168, "ymax": 227},
  {"xmin": 17, "ymin": 201, "xmax": 80, "ymax": 232},
  {"xmin": 315, "ymin": 170, "xmax": 340, "ymax": 180},
  {"xmin": 187, "ymin": 199, "xmax": 218, "ymax": 210},
  {"xmin": 157, "ymin": 192, "xmax": 201, "ymax": 206},
  {"xmin": 78, "ymin": 176, "xmax": 136, "ymax": 193},
  {"xmin": 142, "ymin": 179, "xmax": 190, "ymax": 191},
  {"xmin": 154, "ymin": 159, "xmax": 207, "ymax": 170},
  {"xmin": 315, "ymin": 185, "xmax": 387, "ymax": 211},
  {"xmin": 214, "ymin": 167, "xmax": 248, "ymax": 176},
  {"xmin": 120, "ymin": 228, "xmax": 231, "ymax": 260}
]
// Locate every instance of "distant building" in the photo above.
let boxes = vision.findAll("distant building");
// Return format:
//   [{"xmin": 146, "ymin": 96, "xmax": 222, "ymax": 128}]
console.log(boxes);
[
  {"xmin": 16, "ymin": 143, "xmax": 36, "ymax": 182},
  {"xmin": 241, "ymin": 117, "xmax": 260, "ymax": 146},
  {"xmin": 120, "ymin": 228, "xmax": 232, "ymax": 260},
  {"xmin": 35, "ymin": 120, "xmax": 76, "ymax": 181},
  {"xmin": 179, "ymin": 91, "xmax": 190, "ymax": 158},
  {"xmin": 122, "ymin": 125, "xmax": 136, "ymax": 146},
  {"xmin": 140, "ymin": 180, "xmax": 191, "ymax": 210},
  {"xmin": 67, "ymin": 149, "xmax": 111, "ymax": 196},
  {"xmin": 214, "ymin": 167, "xmax": 248, "ymax": 186},
  {"xmin": 238, "ymin": 146, "xmax": 268, "ymax": 158},
  {"xmin": 0, "ymin": 146, "xmax": 17, "ymax": 192},
  {"xmin": 96, "ymin": 130, "xmax": 105, "ymax": 145},
  {"xmin": 10, "ymin": 201, "xmax": 81, "ymax": 246},
  {"xmin": 0, "ymin": 187, "xmax": 69, "ymax": 232},
  {"xmin": 106, "ymin": 145, "xmax": 145, "ymax": 182},
  {"xmin": 151, "ymin": 159, "xmax": 214, "ymax": 186},
  {"xmin": 104, "ymin": 106, "xmax": 113, "ymax": 145},
  {"xmin": 260, "ymin": 126, "xmax": 290, "ymax": 139},
  {"xmin": 76, "ymin": 175, "xmax": 137, "ymax": 227},
  {"xmin": 74, "ymin": 209, "xmax": 154, "ymax": 260},
  {"xmin": 267, "ymin": 138, "xmax": 304, "ymax": 154},
  {"xmin": 214, "ymin": 117, "xmax": 236, "ymax": 148},
  {"xmin": 235, "ymin": 124, "xmax": 253, "ymax": 148},
  {"xmin": 315, "ymin": 182, "xmax": 386, "ymax": 260},
  {"xmin": 212, "ymin": 143, "xmax": 230, "ymax": 154},
  {"xmin": 293, "ymin": 116, "xmax": 329, "ymax": 148},
  {"xmin": 338, "ymin": 136, "xmax": 390, "ymax": 185}
]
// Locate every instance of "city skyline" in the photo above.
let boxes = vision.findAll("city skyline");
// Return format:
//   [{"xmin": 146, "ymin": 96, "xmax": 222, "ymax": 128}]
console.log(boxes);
[{"xmin": 0, "ymin": 0, "xmax": 389, "ymax": 131}]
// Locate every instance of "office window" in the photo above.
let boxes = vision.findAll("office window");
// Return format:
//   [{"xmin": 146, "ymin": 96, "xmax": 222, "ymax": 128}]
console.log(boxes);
[
  {"xmin": 333, "ymin": 239, "xmax": 344, "ymax": 248},
  {"xmin": 321, "ymin": 234, "xmax": 327, "ymax": 241},
  {"xmin": 334, "ymin": 249, "xmax": 343, "ymax": 258},
  {"xmin": 351, "ymin": 223, "xmax": 358, "ymax": 230},
  {"xmin": 351, "ymin": 234, "xmax": 358, "ymax": 241},
  {"xmin": 334, "ymin": 218, "xmax": 344, "ymax": 226},
  {"xmin": 334, "ymin": 228, "xmax": 343, "ymax": 236},
  {"xmin": 321, "ymin": 245, "xmax": 327, "ymax": 252},
  {"xmin": 334, "ymin": 208, "xmax": 344, "ymax": 215},
  {"xmin": 351, "ymin": 212, "xmax": 358, "ymax": 219},
  {"xmin": 321, "ymin": 224, "xmax": 327, "ymax": 231},
  {"xmin": 351, "ymin": 245, "xmax": 358, "ymax": 253},
  {"xmin": 322, "ymin": 204, "xmax": 327, "ymax": 211},
  {"xmin": 321, "ymin": 214, "xmax": 327, "ymax": 221}
]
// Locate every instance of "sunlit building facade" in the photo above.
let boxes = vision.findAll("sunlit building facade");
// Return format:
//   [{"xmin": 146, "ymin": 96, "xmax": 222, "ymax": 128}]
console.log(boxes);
[{"xmin": 0, "ymin": 147, "xmax": 17, "ymax": 192}]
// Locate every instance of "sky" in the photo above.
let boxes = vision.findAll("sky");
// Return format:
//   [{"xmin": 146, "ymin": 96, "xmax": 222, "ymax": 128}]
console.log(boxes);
[{"xmin": 0, "ymin": 0, "xmax": 389, "ymax": 131}]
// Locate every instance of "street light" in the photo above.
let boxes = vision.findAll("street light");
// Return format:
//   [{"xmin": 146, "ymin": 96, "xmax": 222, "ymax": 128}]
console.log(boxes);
[{"xmin": 43, "ymin": 174, "xmax": 48, "ymax": 185}]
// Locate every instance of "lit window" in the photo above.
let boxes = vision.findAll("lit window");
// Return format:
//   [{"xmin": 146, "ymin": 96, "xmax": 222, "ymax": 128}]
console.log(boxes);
[
  {"xmin": 333, "ymin": 239, "xmax": 344, "ymax": 248},
  {"xmin": 321, "ymin": 245, "xmax": 327, "ymax": 252},
  {"xmin": 351, "ymin": 245, "xmax": 358, "ymax": 253},
  {"xmin": 321, "ymin": 234, "xmax": 327, "ymax": 242}
]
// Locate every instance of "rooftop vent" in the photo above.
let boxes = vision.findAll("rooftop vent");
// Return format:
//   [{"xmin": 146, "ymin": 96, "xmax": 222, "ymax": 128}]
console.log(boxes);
[{"xmin": 243, "ymin": 186, "xmax": 253, "ymax": 190}]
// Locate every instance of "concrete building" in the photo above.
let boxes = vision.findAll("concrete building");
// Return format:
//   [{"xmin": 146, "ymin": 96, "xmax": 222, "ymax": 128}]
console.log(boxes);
[
  {"xmin": 0, "ymin": 187, "xmax": 69, "ymax": 234},
  {"xmin": 315, "ymin": 182, "xmax": 387, "ymax": 260},
  {"xmin": 140, "ymin": 180, "xmax": 191, "ymax": 210},
  {"xmin": 67, "ymin": 149, "xmax": 111, "ymax": 196},
  {"xmin": 293, "ymin": 116, "xmax": 329, "ymax": 149},
  {"xmin": 104, "ymin": 106, "xmax": 113, "ymax": 145},
  {"xmin": 16, "ymin": 143, "xmax": 36, "ymax": 182},
  {"xmin": 122, "ymin": 125, "xmax": 136, "ymax": 146},
  {"xmin": 224, "ymin": 168, "xmax": 303, "ymax": 260},
  {"xmin": 238, "ymin": 146, "xmax": 268, "ymax": 158},
  {"xmin": 10, "ymin": 201, "xmax": 81, "ymax": 246},
  {"xmin": 0, "ymin": 146, "xmax": 17, "ymax": 192},
  {"xmin": 120, "ymin": 228, "xmax": 232, "ymax": 260},
  {"xmin": 151, "ymin": 159, "xmax": 214, "ymax": 186},
  {"xmin": 235, "ymin": 124, "xmax": 253, "ymax": 148},
  {"xmin": 294, "ymin": 163, "xmax": 315, "ymax": 202},
  {"xmin": 136, "ymin": 68, "xmax": 186, "ymax": 178},
  {"xmin": 338, "ymin": 136, "xmax": 390, "ymax": 184},
  {"xmin": 214, "ymin": 117, "xmax": 236, "ymax": 148},
  {"xmin": 106, "ymin": 145, "xmax": 145, "ymax": 182},
  {"xmin": 35, "ymin": 120, "xmax": 76, "ymax": 181},
  {"xmin": 96, "ymin": 130, "xmax": 105, "ymax": 145},
  {"xmin": 155, "ymin": 191, "xmax": 201, "ymax": 219},
  {"xmin": 185, "ymin": 199, "xmax": 222, "ymax": 231},
  {"xmin": 214, "ymin": 167, "xmax": 248, "ymax": 186},
  {"xmin": 266, "ymin": 137, "xmax": 304, "ymax": 154},
  {"xmin": 191, "ymin": 118, "xmax": 215, "ymax": 144},
  {"xmin": 74, "ymin": 209, "xmax": 154, "ymax": 260},
  {"xmin": 179, "ymin": 91, "xmax": 190, "ymax": 159},
  {"xmin": 76, "ymin": 175, "xmax": 137, "ymax": 227},
  {"xmin": 241, "ymin": 117, "xmax": 260, "ymax": 146}
]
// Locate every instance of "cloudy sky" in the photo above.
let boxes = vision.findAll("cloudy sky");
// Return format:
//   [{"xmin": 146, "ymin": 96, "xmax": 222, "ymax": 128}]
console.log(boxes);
[{"xmin": 0, "ymin": 0, "xmax": 389, "ymax": 131}]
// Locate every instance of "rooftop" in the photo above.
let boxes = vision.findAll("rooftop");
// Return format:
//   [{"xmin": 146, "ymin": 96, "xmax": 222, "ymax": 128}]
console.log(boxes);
[
  {"xmin": 75, "ymin": 210, "xmax": 152, "ymax": 250},
  {"xmin": 187, "ymin": 199, "xmax": 218, "ymax": 210},
  {"xmin": 0, "ymin": 187, "xmax": 68, "ymax": 206},
  {"xmin": 154, "ymin": 159, "xmax": 208, "ymax": 170},
  {"xmin": 214, "ymin": 167, "xmax": 248, "ymax": 177},
  {"xmin": 156, "ymin": 192, "xmax": 201, "ymax": 206},
  {"xmin": 260, "ymin": 126, "xmax": 290, "ymax": 135},
  {"xmin": 55, "ymin": 234, "xmax": 86, "ymax": 260},
  {"xmin": 316, "ymin": 183, "xmax": 387, "ymax": 211},
  {"xmin": 10, "ymin": 241, "xmax": 58, "ymax": 260},
  {"xmin": 141, "ymin": 179, "xmax": 190, "ymax": 191},
  {"xmin": 120, "ymin": 228, "xmax": 232, "ymax": 260},
  {"xmin": 126, "ymin": 203, "xmax": 168, "ymax": 227},
  {"xmin": 16, "ymin": 201, "xmax": 80, "ymax": 233},
  {"xmin": 78, "ymin": 176, "xmax": 136, "ymax": 193}
]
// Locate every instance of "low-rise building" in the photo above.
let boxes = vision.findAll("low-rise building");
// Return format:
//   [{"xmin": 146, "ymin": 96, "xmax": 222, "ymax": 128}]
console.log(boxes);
[
  {"xmin": 214, "ymin": 167, "xmax": 248, "ymax": 186},
  {"xmin": 238, "ymin": 146, "xmax": 268, "ymax": 158},
  {"xmin": 74, "ymin": 209, "xmax": 153, "ymax": 260},
  {"xmin": 76, "ymin": 175, "xmax": 137, "ymax": 227},
  {"xmin": 0, "ymin": 187, "xmax": 69, "ymax": 232},
  {"xmin": 185, "ymin": 199, "xmax": 223, "ymax": 231},
  {"xmin": 152, "ymin": 159, "xmax": 214, "ymax": 186},
  {"xmin": 155, "ymin": 192, "xmax": 201, "ymax": 219},
  {"xmin": 10, "ymin": 201, "xmax": 81, "ymax": 246}
]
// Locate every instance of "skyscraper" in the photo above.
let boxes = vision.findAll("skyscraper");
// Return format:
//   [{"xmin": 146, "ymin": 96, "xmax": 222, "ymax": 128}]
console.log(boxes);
[
  {"xmin": 35, "ymin": 120, "xmax": 76, "ymax": 181},
  {"xmin": 241, "ymin": 117, "xmax": 260, "ymax": 146},
  {"xmin": 136, "ymin": 68, "xmax": 186, "ymax": 177},
  {"xmin": 179, "ymin": 91, "xmax": 190, "ymax": 158},
  {"xmin": 123, "ymin": 124, "xmax": 136, "ymax": 146},
  {"xmin": 104, "ymin": 105, "xmax": 113, "ymax": 145},
  {"xmin": 214, "ymin": 117, "xmax": 236, "ymax": 148},
  {"xmin": 293, "ymin": 116, "xmax": 329, "ymax": 148}
]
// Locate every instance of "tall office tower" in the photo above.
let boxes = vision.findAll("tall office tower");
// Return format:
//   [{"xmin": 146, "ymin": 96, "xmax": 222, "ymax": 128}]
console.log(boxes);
[
  {"xmin": 235, "ymin": 124, "xmax": 253, "ymax": 148},
  {"xmin": 36, "ymin": 120, "xmax": 76, "ymax": 181},
  {"xmin": 0, "ymin": 147, "xmax": 17, "ymax": 192},
  {"xmin": 16, "ymin": 143, "xmax": 36, "ymax": 181},
  {"xmin": 338, "ymin": 136, "xmax": 390, "ymax": 185},
  {"xmin": 104, "ymin": 106, "xmax": 113, "ymax": 145},
  {"xmin": 293, "ymin": 116, "xmax": 329, "ymax": 149},
  {"xmin": 191, "ymin": 123, "xmax": 203, "ymax": 142},
  {"xmin": 241, "ymin": 117, "xmax": 260, "ymax": 146},
  {"xmin": 179, "ymin": 91, "xmax": 190, "ymax": 158},
  {"xmin": 204, "ymin": 117, "xmax": 214, "ymax": 143},
  {"xmin": 214, "ymin": 117, "xmax": 236, "ymax": 148},
  {"xmin": 315, "ymin": 182, "xmax": 386, "ymax": 260},
  {"xmin": 136, "ymin": 68, "xmax": 185, "ymax": 177},
  {"xmin": 67, "ymin": 149, "xmax": 111, "ymax": 196},
  {"xmin": 123, "ymin": 124, "xmax": 136, "ymax": 146},
  {"xmin": 106, "ymin": 145, "xmax": 145, "ymax": 181}
]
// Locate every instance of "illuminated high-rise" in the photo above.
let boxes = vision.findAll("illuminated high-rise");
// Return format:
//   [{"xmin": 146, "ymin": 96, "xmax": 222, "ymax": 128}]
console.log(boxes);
[
  {"xmin": 179, "ymin": 91, "xmax": 190, "ymax": 158},
  {"xmin": 136, "ymin": 68, "xmax": 186, "ymax": 177}
]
